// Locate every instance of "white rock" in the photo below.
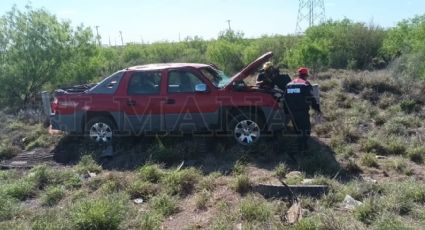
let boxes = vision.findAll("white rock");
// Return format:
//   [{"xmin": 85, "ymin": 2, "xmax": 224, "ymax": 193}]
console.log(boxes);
[
  {"xmin": 343, "ymin": 195, "xmax": 362, "ymax": 210},
  {"xmin": 133, "ymin": 198, "xmax": 144, "ymax": 204}
]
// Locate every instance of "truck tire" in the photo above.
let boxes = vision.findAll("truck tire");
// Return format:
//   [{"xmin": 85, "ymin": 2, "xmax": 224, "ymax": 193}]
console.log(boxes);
[
  {"xmin": 228, "ymin": 113, "xmax": 264, "ymax": 146},
  {"xmin": 85, "ymin": 116, "xmax": 116, "ymax": 143}
]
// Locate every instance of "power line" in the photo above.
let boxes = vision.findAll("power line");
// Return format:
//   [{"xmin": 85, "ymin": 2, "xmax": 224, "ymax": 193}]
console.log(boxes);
[
  {"xmin": 295, "ymin": 0, "xmax": 326, "ymax": 34},
  {"xmin": 95, "ymin": 26, "xmax": 101, "ymax": 46},
  {"xmin": 226, "ymin": 19, "xmax": 232, "ymax": 31},
  {"xmin": 119, "ymin": 30, "xmax": 124, "ymax": 46}
]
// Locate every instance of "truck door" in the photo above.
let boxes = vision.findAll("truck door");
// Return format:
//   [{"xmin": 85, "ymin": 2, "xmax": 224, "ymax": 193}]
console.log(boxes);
[
  {"xmin": 164, "ymin": 69, "xmax": 219, "ymax": 133},
  {"xmin": 123, "ymin": 70, "xmax": 165, "ymax": 134}
]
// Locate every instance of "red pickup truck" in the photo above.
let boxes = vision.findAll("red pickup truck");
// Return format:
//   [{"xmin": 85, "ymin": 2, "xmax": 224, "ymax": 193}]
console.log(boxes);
[{"xmin": 50, "ymin": 52, "xmax": 286, "ymax": 145}]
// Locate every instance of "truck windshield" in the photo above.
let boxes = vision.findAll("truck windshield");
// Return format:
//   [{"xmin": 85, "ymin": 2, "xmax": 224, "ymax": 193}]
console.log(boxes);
[{"xmin": 200, "ymin": 67, "xmax": 231, "ymax": 88}]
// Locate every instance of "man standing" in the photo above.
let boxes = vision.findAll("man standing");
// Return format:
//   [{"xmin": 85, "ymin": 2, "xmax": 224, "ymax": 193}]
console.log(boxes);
[
  {"xmin": 256, "ymin": 61, "xmax": 291, "ymax": 91},
  {"xmin": 284, "ymin": 67, "xmax": 321, "ymax": 151}
]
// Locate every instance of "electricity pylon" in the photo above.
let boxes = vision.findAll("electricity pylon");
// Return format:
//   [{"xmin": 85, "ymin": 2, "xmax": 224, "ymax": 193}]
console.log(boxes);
[{"xmin": 295, "ymin": 0, "xmax": 326, "ymax": 34}]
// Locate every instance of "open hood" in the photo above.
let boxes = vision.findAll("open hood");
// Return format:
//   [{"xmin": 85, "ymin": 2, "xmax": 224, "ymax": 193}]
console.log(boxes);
[{"xmin": 224, "ymin": 51, "xmax": 273, "ymax": 90}]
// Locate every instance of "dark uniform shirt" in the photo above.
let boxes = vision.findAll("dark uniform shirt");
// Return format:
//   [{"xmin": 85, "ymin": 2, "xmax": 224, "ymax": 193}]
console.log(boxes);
[
  {"xmin": 285, "ymin": 78, "xmax": 320, "ymax": 113},
  {"xmin": 257, "ymin": 69, "xmax": 292, "ymax": 91}
]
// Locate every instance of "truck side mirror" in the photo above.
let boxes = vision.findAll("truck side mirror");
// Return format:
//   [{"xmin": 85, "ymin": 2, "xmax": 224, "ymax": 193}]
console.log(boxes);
[{"xmin": 195, "ymin": 83, "xmax": 208, "ymax": 92}]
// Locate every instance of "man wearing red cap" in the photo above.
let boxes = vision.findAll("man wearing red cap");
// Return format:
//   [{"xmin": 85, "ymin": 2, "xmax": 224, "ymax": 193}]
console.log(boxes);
[{"xmin": 284, "ymin": 67, "xmax": 321, "ymax": 152}]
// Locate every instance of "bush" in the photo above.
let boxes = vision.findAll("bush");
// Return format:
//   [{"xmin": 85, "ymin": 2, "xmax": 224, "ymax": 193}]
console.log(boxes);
[
  {"xmin": 360, "ymin": 153, "xmax": 379, "ymax": 168},
  {"xmin": 76, "ymin": 155, "xmax": 102, "ymax": 174},
  {"xmin": 195, "ymin": 189, "xmax": 210, "ymax": 210},
  {"xmin": 232, "ymin": 174, "xmax": 251, "ymax": 194},
  {"xmin": 69, "ymin": 193, "xmax": 128, "ymax": 230},
  {"xmin": 407, "ymin": 147, "xmax": 425, "ymax": 164},
  {"xmin": 198, "ymin": 172, "xmax": 220, "ymax": 191},
  {"xmin": 233, "ymin": 160, "xmax": 247, "ymax": 175},
  {"xmin": 127, "ymin": 180, "xmax": 158, "ymax": 199},
  {"xmin": 400, "ymin": 99, "xmax": 417, "ymax": 113},
  {"xmin": 139, "ymin": 164, "xmax": 164, "ymax": 183},
  {"xmin": 0, "ymin": 141, "xmax": 20, "ymax": 160},
  {"xmin": 139, "ymin": 212, "xmax": 162, "ymax": 230},
  {"xmin": 163, "ymin": 167, "xmax": 201, "ymax": 196},
  {"xmin": 239, "ymin": 195, "xmax": 272, "ymax": 223},
  {"xmin": 274, "ymin": 163, "xmax": 288, "ymax": 179},
  {"xmin": 42, "ymin": 186, "xmax": 65, "ymax": 206},
  {"xmin": 355, "ymin": 197, "xmax": 380, "ymax": 224},
  {"xmin": 361, "ymin": 138, "xmax": 387, "ymax": 155},
  {"xmin": 3, "ymin": 179, "xmax": 36, "ymax": 200},
  {"xmin": 150, "ymin": 193, "xmax": 178, "ymax": 217},
  {"xmin": 0, "ymin": 194, "xmax": 21, "ymax": 221}
]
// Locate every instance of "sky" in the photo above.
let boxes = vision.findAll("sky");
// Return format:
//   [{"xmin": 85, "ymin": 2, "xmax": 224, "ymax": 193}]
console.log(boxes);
[{"xmin": 0, "ymin": 0, "xmax": 424, "ymax": 44}]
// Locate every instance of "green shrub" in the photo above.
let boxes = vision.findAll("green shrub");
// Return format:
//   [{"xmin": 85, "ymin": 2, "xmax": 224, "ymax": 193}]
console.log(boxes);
[
  {"xmin": 42, "ymin": 186, "xmax": 65, "ymax": 206},
  {"xmin": 233, "ymin": 160, "xmax": 247, "ymax": 175},
  {"xmin": 373, "ymin": 215, "xmax": 411, "ymax": 230},
  {"xmin": 232, "ymin": 174, "xmax": 251, "ymax": 194},
  {"xmin": 361, "ymin": 138, "xmax": 387, "ymax": 155},
  {"xmin": 360, "ymin": 153, "xmax": 379, "ymax": 168},
  {"xmin": 163, "ymin": 167, "xmax": 201, "ymax": 196},
  {"xmin": 355, "ymin": 197, "xmax": 380, "ymax": 224},
  {"xmin": 198, "ymin": 172, "xmax": 220, "ymax": 191},
  {"xmin": 76, "ymin": 154, "xmax": 102, "ymax": 174},
  {"xmin": 3, "ymin": 179, "xmax": 36, "ymax": 200},
  {"xmin": 407, "ymin": 147, "xmax": 425, "ymax": 164},
  {"xmin": 139, "ymin": 164, "xmax": 164, "ymax": 183},
  {"xmin": 345, "ymin": 159, "xmax": 362, "ymax": 174},
  {"xmin": 239, "ymin": 195, "xmax": 272, "ymax": 223},
  {"xmin": 385, "ymin": 158, "xmax": 411, "ymax": 175},
  {"xmin": 0, "ymin": 141, "xmax": 20, "ymax": 160},
  {"xmin": 400, "ymin": 99, "xmax": 416, "ymax": 113},
  {"xmin": 69, "ymin": 193, "xmax": 128, "ymax": 230},
  {"xmin": 274, "ymin": 163, "xmax": 288, "ymax": 179},
  {"xmin": 195, "ymin": 189, "xmax": 210, "ymax": 210},
  {"xmin": 385, "ymin": 139, "xmax": 406, "ymax": 155},
  {"xmin": 127, "ymin": 180, "xmax": 158, "ymax": 199},
  {"xmin": 0, "ymin": 194, "xmax": 21, "ymax": 221},
  {"xmin": 150, "ymin": 193, "xmax": 178, "ymax": 217},
  {"xmin": 139, "ymin": 212, "xmax": 162, "ymax": 230}
]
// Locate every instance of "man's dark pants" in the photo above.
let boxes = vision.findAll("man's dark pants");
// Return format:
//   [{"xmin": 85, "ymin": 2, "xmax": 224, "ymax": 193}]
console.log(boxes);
[{"xmin": 291, "ymin": 110, "xmax": 311, "ymax": 151}]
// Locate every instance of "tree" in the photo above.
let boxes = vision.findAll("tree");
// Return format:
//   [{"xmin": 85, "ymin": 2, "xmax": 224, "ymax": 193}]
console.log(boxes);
[{"xmin": 0, "ymin": 6, "xmax": 97, "ymax": 107}]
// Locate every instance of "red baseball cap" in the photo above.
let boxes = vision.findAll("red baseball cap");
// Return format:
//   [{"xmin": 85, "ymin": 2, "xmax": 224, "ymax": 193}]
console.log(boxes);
[{"xmin": 297, "ymin": 67, "xmax": 309, "ymax": 76}]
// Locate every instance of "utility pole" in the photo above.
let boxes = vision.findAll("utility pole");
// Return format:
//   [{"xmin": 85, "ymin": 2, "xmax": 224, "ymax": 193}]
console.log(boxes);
[
  {"xmin": 109, "ymin": 36, "xmax": 111, "ymax": 47},
  {"xmin": 226, "ymin": 19, "xmax": 232, "ymax": 31},
  {"xmin": 95, "ymin": 25, "xmax": 101, "ymax": 46},
  {"xmin": 295, "ymin": 0, "xmax": 326, "ymax": 34},
  {"xmin": 119, "ymin": 30, "xmax": 124, "ymax": 46}
]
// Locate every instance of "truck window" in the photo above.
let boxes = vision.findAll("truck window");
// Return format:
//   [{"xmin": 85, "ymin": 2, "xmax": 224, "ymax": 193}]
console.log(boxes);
[
  {"xmin": 128, "ymin": 71, "xmax": 161, "ymax": 95},
  {"xmin": 168, "ymin": 70, "xmax": 203, "ymax": 93}
]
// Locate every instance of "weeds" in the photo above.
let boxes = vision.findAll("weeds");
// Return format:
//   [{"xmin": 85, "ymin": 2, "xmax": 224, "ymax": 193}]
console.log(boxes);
[
  {"xmin": 150, "ymin": 193, "xmax": 178, "ymax": 217},
  {"xmin": 76, "ymin": 154, "xmax": 102, "ymax": 174},
  {"xmin": 139, "ymin": 164, "xmax": 165, "ymax": 183},
  {"xmin": 195, "ymin": 189, "xmax": 210, "ymax": 210},
  {"xmin": 139, "ymin": 212, "xmax": 162, "ymax": 230},
  {"xmin": 0, "ymin": 193, "xmax": 21, "ymax": 221},
  {"xmin": 69, "ymin": 193, "xmax": 128, "ymax": 230},
  {"xmin": 232, "ymin": 174, "xmax": 251, "ymax": 194},
  {"xmin": 239, "ymin": 195, "xmax": 272, "ymax": 223},
  {"xmin": 407, "ymin": 147, "xmax": 425, "ymax": 164},
  {"xmin": 127, "ymin": 180, "xmax": 158, "ymax": 199},
  {"xmin": 42, "ymin": 186, "xmax": 65, "ymax": 206},
  {"xmin": 163, "ymin": 167, "xmax": 201, "ymax": 196},
  {"xmin": 355, "ymin": 197, "xmax": 380, "ymax": 224},
  {"xmin": 274, "ymin": 163, "xmax": 288, "ymax": 179},
  {"xmin": 360, "ymin": 153, "xmax": 379, "ymax": 168}
]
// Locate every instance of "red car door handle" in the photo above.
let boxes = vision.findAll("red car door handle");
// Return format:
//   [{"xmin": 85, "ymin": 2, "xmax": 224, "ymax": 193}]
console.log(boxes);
[
  {"xmin": 165, "ymin": 99, "xmax": 175, "ymax": 104},
  {"xmin": 127, "ymin": 100, "xmax": 136, "ymax": 106}
]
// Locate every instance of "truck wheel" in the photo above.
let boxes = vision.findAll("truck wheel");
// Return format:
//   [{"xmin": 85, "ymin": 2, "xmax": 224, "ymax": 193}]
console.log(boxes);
[
  {"xmin": 85, "ymin": 117, "xmax": 116, "ymax": 143},
  {"xmin": 229, "ymin": 113, "xmax": 263, "ymax": 146}
]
